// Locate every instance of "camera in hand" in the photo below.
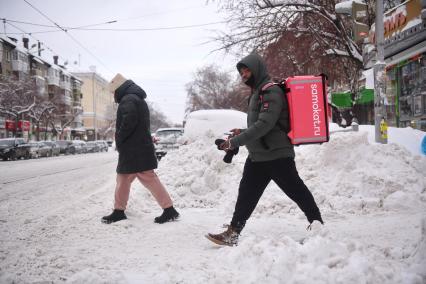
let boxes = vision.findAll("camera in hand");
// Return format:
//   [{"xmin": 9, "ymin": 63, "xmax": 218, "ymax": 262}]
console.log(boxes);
[{"xmin": 214, "ymin": 139, "xmax": 239, "ymax": 164}]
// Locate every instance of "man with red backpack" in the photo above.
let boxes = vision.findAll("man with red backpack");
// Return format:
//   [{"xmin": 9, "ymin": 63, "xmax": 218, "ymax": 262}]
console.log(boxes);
[{"xmin": 206, "ymin": 53, "xmax": 324, "ymax": 246}]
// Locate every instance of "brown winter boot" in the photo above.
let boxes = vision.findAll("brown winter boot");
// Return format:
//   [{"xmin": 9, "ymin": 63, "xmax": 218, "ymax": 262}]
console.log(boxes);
[{"xmin": 205, "ymin": 225, "xmax": 240, "ymax": 246}]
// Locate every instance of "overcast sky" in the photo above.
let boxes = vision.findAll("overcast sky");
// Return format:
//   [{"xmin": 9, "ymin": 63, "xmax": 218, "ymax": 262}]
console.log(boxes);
[{"xmin": 1, "ymin": 0, "xmax": 238, "ymax": 124}]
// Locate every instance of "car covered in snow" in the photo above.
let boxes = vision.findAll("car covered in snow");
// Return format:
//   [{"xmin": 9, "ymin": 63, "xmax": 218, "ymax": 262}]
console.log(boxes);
[{"xmin": 152, "ymin": 128, "xmax": 184, "ymax": 160}]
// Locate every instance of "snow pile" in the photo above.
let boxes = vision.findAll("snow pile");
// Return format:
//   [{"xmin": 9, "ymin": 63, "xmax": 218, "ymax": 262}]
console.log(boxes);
[
  {"xmin": 0, "ymin": 119, "xmax": 425, "ymax": 283},
  {"xmin": 183, "ymin": 109, "xmax": 246, "ymax": 142},
  {"xmin": 158, "ymin": 128, "xmax": 425, "ymax": 217}
]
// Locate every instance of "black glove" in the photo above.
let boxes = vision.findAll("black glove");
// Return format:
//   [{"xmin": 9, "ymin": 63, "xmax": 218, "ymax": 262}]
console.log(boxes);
[{"xmin": 214, "ymin": 139, "xmax": 239, "ymax": 164}]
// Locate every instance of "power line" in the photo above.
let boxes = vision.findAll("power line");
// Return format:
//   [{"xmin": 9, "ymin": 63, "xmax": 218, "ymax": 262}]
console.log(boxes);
[
  {"xmin": 1, "ymin": 18, "xmax": 226, "ymax": 34},
  {"xmin": 23, "ymin": 0, "xmax": 113, "ymax": 73},
  {"xmin": 4, "ymin": 21, "xmax": 67, "ymax": 62},
  {"xmin": 2, "ymin": 18, "xmax": 118, "ymax": 29},
  {"xmin": 69, "ymin": 21, "xmax": 227, "ymax": 31}
]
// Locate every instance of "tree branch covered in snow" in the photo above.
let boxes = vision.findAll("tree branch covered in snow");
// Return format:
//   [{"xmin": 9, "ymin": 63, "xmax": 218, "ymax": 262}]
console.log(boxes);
[
  {"xmin": 211, "ymin": 0, "xmax": 363, "ymax": 66},
  {"xmin": 0, "ymin": 75, "xmax": 39, "ymax": 119},
  {"xmin": 185, "ymin": 64, "xmax": 246, "ymax": 114}
]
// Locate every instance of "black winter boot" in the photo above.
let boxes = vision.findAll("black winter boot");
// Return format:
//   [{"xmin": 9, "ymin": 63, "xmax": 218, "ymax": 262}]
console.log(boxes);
[
  {"xmin": 154, "ymin": 206, "xmax": 179, "ymax": 224},
  {"xmin": 205, "ymin": 224, "xmax": 241, "ymax": 246},
  {"xmin": 101, "ymin": 209, "xmax": 127, "ymax": 224}
]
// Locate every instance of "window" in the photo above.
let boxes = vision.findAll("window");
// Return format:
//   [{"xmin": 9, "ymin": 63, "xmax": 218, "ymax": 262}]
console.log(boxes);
[
  {"xmin": 413, "ymin": 96, "xmax": 422, "ymax": 116},
  {"xmin": 400, "ymin": 56, "xmax": 425, "ymax": 97},
  {"xmin": 11, "ymin": 50, "xmax": 18, "ymax": 60},
  {"xmin": 399, "ymin": 96, "xmax": 413, "ymax": 118}
]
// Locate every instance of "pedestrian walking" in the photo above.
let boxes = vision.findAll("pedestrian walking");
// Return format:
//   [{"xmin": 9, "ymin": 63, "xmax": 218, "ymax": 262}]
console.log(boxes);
[
  {"xmin": 206, "ymin": 53, "xmax": 323, "ymax": 246},
  {"xmin": 102, "ymin": 74, "xmax": 179, "ymax": 224}
]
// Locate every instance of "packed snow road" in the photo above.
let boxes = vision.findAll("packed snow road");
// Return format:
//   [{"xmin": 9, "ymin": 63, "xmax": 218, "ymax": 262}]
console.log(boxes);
[{"xmin": 0, "ymin": 126, "xmax": 425, "ymax": 283}]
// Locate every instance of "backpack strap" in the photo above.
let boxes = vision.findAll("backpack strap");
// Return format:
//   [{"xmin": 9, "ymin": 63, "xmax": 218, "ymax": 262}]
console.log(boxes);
[
  {"xmin": 261, "ymin": 82, "xmax": 277, "ymax": 92},
  {"xmin": 259, "ymin": 82, "xmax": 277, "ymax": 103}
]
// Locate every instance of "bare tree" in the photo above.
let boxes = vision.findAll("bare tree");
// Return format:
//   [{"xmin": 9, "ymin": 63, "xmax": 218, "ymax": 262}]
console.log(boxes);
[
  {"xmin": 211, "ymin": 0, "xmax": 400, "ymax": 89},
  {"xmin": 185, "ymin": 64, "xmax": 245, "ymax": 113},
  {"xmin": 212, "ymin": 0, "xmax": 365, "ymax": 66},
  {"xmin": 0, "ymin": 75, "xmax": 38, "ymax": 121},
  {"xmin": 148, "ymin": 101, "xmax": 172, "ymax": 132},
  {"xmin": 27, "ymin": 100, "xmax": 56, "ymax": 141}
]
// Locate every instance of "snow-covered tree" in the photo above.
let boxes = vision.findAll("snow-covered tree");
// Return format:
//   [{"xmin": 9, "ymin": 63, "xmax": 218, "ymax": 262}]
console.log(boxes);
[
  {"xmin": 211, "ymin": 0, "xmax": 400, "ymax": 92},
  {"xmin": 28, "ymin": 101, "xmax": 56, "ymax": 141},
  {"xmin": 0, "ymin": 75, "xmax": 38, "ymax": 120},
  {"xmin": 185, "ymin": 64, "xmax": 246, "ymax": 113}
]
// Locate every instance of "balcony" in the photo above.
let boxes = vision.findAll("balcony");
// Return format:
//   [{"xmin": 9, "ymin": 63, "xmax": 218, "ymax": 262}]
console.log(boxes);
[
  {"xmin": 30, "ymin": 69, "xmax": 44, "ymax": 77},
  {"xmin": 60, "ymin": 80, "xmax": 71, "ymax": 91},
  {"xmin": 11, "ymin": 60, "xmax": 29, "ymax": 73},
  {"xmin": 47, "ymin": 75, "xmax": 60, "ymax": 86}
]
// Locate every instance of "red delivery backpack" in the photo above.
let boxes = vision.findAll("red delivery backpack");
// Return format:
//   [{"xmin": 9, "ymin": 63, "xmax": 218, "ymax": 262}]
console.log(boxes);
[{"xmin": 261, "ymin": 74, "xmax": 330, "ymax": 145}]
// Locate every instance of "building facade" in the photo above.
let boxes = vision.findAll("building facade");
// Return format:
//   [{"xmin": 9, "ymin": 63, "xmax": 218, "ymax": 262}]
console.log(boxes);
[
  {"xmin": 0, "ymin": 36, "xmax": 84, "ymax": 140},
  {"xmin": 367, "ymin": 0, "xmax": 426, "ymax": 130},
  {"xmin": 72, "ymin": 71, "xmax": 115, "ymax": 141}
]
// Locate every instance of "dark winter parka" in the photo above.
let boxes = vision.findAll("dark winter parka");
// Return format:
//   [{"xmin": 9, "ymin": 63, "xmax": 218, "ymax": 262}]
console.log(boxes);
[
  {"xmin": 114, "ymin": 80, "xmax": 157, "ymax": 174},
  {"xmin": 230, "ymin": 53, "xmax": 295, "ymax": 162}
]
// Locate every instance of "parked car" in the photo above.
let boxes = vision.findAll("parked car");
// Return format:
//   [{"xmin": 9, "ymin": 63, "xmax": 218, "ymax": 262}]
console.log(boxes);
[
  {"xmin": 56, "ymin": 140, "xmax": 72, "ymax": 155},
  {"xmin": 69, "ymin": 140, "xmax": 86, "ymax": 154},
  {"xmin": 153, "ymin": 128, "xmax": 184, "ymax": 160},
  {"xmin": 41, "ymin": 141, "xmax": 60, "ymax": 156},
  {"xmin": 95, "ymin": 140, "xmax": 109, "ymax": 152},
  {"xmin": 0, "ymin": 138, "xmax": 31, "ymax": 161},
  {"xmin": 35, "ymin": 141, "xmax": 51, "ymax": 157},
  {"xmin": 26, "ymin": 142, "xmax": 41, "ymax": 159},
  {"xmin": 85, "ymin": 141, "xmax": 99, "ymax": 153},
  {"xmin": 26, "ymin": 141, "xmax": 51, "ymax": 158}
]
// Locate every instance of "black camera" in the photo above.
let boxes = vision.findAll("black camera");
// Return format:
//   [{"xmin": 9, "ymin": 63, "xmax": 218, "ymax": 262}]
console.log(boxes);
[{"xmin": 214, "ymin": 139, "xmax": 239, "ymax": 164}]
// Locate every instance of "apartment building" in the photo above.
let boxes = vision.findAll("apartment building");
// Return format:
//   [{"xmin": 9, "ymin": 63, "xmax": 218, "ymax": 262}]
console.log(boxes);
[
  {"xmin": 72, "ymin": 71, "xmax": 115, "ymax": 141},
  {"xmin": 0, "ymin": 36, "xmax": 84, "ymax": 140}
]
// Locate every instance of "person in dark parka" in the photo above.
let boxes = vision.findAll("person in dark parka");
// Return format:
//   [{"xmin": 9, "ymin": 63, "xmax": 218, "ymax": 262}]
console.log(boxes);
[
  {"xmin": 206, "ymin": 53, "xmax": 323, "ymax": 246},
  {"xmin": 102, "ymin": 74, "xmax": 179, "ymax": 224}
]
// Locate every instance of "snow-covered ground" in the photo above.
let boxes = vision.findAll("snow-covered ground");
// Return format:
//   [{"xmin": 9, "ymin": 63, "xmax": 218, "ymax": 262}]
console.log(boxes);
[{"xmin": 0, "ymin": 124, "xmax": 425, "ymax": 283}]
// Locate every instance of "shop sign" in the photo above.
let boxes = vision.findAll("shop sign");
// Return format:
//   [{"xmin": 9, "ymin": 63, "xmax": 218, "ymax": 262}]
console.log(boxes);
[
  {"xmin": 5, "ymin": 120, "xmax": 16, "ymax": 130},
  {"xmin": 369, "ymin": 0, "xmax": 422, "ymax": 41},
  {"xmin": 17, "ymin": 120, "xmax": 31, "ymax": 131},
  {"xmin": 384, "ymin": 12, "xmax": 407, "ymax": 36}
]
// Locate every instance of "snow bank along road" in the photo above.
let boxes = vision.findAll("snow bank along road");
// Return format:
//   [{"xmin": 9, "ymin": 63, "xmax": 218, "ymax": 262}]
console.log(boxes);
[{"xmin": 0, "ymin": 131, "xmax": 425, "ymax": 284}]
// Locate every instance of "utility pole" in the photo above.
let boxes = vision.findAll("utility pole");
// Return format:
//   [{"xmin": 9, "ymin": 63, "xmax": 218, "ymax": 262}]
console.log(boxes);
[{"xmin": 373, "ymin": 0, "xmax": 387, "ymax": 144}]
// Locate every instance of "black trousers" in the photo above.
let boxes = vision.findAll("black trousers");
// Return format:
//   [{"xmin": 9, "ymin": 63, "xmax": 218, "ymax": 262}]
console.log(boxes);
[{"xmin": 230, "ymin": 157, "xmax": 322, "ymax": 231}]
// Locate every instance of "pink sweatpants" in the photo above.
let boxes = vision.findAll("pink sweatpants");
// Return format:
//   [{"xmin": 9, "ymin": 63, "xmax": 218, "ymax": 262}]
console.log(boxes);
[{"xmin": 114, "ymin": 170, "xmax": 173, "ymax": 210}]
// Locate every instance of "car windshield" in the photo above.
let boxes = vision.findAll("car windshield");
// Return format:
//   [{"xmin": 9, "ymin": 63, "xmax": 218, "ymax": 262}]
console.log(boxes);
[
  {"xmin": 156, "ymin": 130, "xmax": 182, "ymax": 143},
  {"xmin": 0, "ymin": 139, "xmax": 15, "ymax": 146}
]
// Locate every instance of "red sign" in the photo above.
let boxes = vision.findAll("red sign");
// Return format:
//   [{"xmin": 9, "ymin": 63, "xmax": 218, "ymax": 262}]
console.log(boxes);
[
  {"xmin": 5, "ymin": 120, "xmax": 16, "ymax": 131},
  {"xmin": 17, "ymin": 120, "xmax": 31, "ymax": 131}
]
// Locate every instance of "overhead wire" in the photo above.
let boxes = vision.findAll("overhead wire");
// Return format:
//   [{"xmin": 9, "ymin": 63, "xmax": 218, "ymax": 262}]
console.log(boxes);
[
  {"xmin": 22, "ymin": 0, "xmax": 113, "ymax": 73},
  {"xmin": 1, "ymin": 18, "xmax": 226, "ymax": 34},
  {"xmin": 4, "ymin": 20, "xmax": 67, "ymax": 63}
]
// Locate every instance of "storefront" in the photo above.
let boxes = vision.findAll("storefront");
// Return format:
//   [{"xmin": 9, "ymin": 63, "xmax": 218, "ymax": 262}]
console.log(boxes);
[
  {"xmin": 381, "ymin": 0, "xmax": 426, "ymax": 130},
  {"xmin": 5, "ymin": 119, "xmax": 16, "ymax": 138},
  {"xmin": 331, "ymin": 87, "xmax": 375, "ymax": 125},
  {"xmin": 16, "ymin": 120, "xmax": 31, "ymax": 141},
  {"xmin": 386, "ymin": 52, "xmax": 426, "ymax": 129}
]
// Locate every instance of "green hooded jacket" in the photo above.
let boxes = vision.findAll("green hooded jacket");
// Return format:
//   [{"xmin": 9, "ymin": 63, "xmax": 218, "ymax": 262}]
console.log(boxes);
[{"xmin": 230, "ymin": 53, "xmax": 295, "ymax": 161}]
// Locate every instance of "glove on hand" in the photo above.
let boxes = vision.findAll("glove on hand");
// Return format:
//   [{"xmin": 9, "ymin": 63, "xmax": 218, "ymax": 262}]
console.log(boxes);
[{"xmin": 214, "ymin": 139, "xmax": 239, "ymax": 164}]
